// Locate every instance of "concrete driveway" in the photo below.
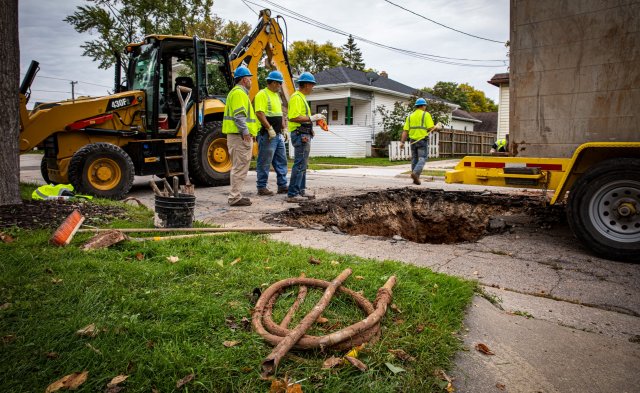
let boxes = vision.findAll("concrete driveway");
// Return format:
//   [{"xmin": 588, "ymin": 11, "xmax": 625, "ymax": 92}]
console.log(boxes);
[{"xmin": 21, "ymin": 154, "xmax": 640, "ymax": 392}]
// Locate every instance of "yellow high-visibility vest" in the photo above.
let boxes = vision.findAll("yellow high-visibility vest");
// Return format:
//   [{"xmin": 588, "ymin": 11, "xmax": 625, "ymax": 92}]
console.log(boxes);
[
  {"xmin": 222, "ymin": 85, "xmax": 259, "ymax": 136},
  {"xmin": 403, "ymin": 109, "xmax": 434, "ymax": 141}
]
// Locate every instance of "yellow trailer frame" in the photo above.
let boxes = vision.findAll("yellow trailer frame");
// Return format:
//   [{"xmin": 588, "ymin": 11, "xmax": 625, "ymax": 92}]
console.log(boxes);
[{"xmin": 445, "ymin": 142, "xmax": 640, "ymax": 204}]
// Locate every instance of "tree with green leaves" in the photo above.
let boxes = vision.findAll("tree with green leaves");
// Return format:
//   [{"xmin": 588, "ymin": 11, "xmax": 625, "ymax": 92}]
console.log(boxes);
[
  {"xmin": 287, "ymin": 40, "xmax": 343, "ymax": 75},
  {"xmin": 375, "ymin": 95, "xmax": 451, "ymax": 154},
  {"xmin": 340, "ymin": 35, "xmax": 365, "ymax": 71},
  {"xmin": 459, "ymin": 83, "xmax": 498, "ymax": 112},
  {"xmin": 422, "ymin": 81, "xmax": 470, "ymax": 111}
]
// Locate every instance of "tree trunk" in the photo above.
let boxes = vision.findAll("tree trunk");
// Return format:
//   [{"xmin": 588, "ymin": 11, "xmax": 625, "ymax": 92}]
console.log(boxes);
[{"xmin": 0, "ymin": 0, "xmax": 21, "ymax": 206}]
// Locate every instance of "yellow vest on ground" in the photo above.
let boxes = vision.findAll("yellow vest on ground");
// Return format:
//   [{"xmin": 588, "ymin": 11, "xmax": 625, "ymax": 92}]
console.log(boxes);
[
  {"xmin": 222, "ymin": 85, "xmax": 259, "ymax": 136},
  {"xmin": 288, "ymin": 91, "xmax": 311, "ymax": 132},
  {"xmin": 403, "ymin": 109, "xmax": 434, "ymax": 141}
]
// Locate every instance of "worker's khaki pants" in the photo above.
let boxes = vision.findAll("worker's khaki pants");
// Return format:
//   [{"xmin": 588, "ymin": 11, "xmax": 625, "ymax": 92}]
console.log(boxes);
[{"xmin": 227, "ymin": 133, "xmax": 253, "ymax": 204}]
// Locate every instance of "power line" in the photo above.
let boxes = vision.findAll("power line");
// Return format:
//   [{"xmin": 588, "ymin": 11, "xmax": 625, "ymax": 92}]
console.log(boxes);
[
  {"xmin": 247, "ymin": 0, "xmax": 506, "ymax": 67},
  {"xmin": 19, "ymin": 72, "xmax": 112, "ymax": 89},
  {"xmin": 384, "ymin": 0, "xmax": 506, "ymax": 44},
  {"xmin": 240, "ymin": 0, "xmax": 259, "ymax": 16}
]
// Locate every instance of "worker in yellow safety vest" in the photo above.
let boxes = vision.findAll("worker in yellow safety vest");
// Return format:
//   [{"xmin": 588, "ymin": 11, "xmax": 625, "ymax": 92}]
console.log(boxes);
[
  {"xmin": 286, "ymin": 72, "xmax": 326, "ymax": 203},
  {"xmin": 491, "ymin": 138, "xmax": 507, "ymax": 153},
  {"xmin": 223, "ymin": 66, "xmax": 259, "ymax": 206},
  {"xmin": 399, "ymin": 98, "xmax": 443, "ymax": 185}
]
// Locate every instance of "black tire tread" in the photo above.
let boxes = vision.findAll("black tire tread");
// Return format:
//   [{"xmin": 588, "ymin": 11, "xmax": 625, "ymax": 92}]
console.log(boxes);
[
  {"xmin": 188, "ymin": 121, "xmax": 231, "ymax": 186},
  {"xmin": 68, "ymin": 142, "xmax": 135, "ymax": 200}
]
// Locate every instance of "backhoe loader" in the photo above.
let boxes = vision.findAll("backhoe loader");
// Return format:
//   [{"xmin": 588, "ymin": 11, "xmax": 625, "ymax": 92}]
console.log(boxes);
[{"xmin": 18, "ymin": 9, "xmax": 294, "ymax": 199}]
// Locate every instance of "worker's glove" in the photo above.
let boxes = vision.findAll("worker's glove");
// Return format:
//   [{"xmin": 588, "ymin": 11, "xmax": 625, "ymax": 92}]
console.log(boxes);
[
  {"xmin": 309, "ymin": 113, "xmax": 326, "ymax": 122},
  {"xmin": 399, "ymin": 141, "xmax": 405, "ymax": 150},
  {"xmin": 267, "ymin": 126, "xmax": 277, "ymax": 139},
  {"xmin": 434, "ymin": 122, "xmax": 444, "ymax": 131},
  {"xmin": 283, "ymin": 132, "xmax": 289, "ymax": 143}
]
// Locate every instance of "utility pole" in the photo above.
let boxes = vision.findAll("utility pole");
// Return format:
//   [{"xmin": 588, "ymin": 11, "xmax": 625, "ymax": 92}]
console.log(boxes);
[{"xmin": 70, "ymin": 81, "xmax": 78, "ymax": 102}]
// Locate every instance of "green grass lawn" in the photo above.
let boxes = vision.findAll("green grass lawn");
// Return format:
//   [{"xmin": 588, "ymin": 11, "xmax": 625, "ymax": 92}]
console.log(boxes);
[{"xmin": 0, "ymin": 196, "xmax": 474, "ymax": 392}]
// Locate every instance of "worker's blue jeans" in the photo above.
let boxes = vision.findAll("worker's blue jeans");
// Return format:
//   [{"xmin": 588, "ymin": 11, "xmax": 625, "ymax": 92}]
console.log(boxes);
[
  {"xmin": 256, "ymin": 132, "xmax": 288, "ymax": 190},
  {"xmin": 288, "ymin": 132, "xmax": 311, "ymax": 197},
  {"xmin": 410, "ymin": 139, "xmax": 428, "ymax": 175}
]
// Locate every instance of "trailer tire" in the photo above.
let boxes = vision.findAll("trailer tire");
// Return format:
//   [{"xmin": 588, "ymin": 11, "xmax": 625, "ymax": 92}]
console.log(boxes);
[
  {"xmin": 188, "ymin": 121, "xmax": 231, "ymax": 186},
  {"xmin": 68, "ymin": 142, "xmax": 135, "ymax": 200},
  {"xmin": 567, "ymin": 158, "xmax": 640, "ymax": 262}
]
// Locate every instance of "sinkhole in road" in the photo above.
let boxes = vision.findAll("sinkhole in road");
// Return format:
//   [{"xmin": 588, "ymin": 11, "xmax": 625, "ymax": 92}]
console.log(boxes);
[{"xmin": 267, "ymin": 188, "xmax": 560, "ymax": 244}]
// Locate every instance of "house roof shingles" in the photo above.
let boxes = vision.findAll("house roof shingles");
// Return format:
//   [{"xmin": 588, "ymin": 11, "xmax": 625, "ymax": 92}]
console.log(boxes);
[
  {"xmin": 488, "ymin": 72, "xmax": 509, "ymax": 87},
  {"xmin": 314, "ymin": 66, "xmax": 442, "ymax": 102},
  {"xmin": 470, "ymin": 111, "xmax": 498, "ymax": 133},
  {"xmin": 452, "ymin": 108, "xmax": 481, "ymax": 123}
]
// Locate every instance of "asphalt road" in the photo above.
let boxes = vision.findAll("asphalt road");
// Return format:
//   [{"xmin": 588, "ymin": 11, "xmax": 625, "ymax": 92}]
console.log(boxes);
[{"xmin": 20, "ymin": 154, "xmax": 640, "ymax": 393}]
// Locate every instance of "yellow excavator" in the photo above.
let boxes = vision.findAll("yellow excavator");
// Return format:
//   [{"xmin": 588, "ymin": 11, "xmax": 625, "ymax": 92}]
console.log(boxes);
[{"xmin": 18, "ymin": 9, "xmax": 295, "ymax": 199}]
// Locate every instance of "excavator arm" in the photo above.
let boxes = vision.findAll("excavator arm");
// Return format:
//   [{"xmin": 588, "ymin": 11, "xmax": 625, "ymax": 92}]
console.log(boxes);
[{"xmin": 229, "ymin": 9, "xmax": 295, "ymax": 104}]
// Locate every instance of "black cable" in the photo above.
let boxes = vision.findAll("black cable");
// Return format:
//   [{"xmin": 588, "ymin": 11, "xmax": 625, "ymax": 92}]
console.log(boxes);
[
  {"xmin": 240, "ymin": 0, "xmax": 259, "ymax": 16},
  {"xmin": 247, "ymin": 0, "xmax": 507, "ymax": 67},
  {"xmin": 19, "ymin": 72, "xmax": 112, "ymax": 89},
  {"xmin": 384, "ymin": 0, "xmax": 505, "ymax": 44}
]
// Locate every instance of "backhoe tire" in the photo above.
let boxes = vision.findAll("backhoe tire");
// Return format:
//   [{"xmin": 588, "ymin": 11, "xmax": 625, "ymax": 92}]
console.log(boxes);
[
  {"xmin": 188, "ymin": 121, "xmax": 231, "ymax": 186},
  {"xmin": 40, "ymin": 156, "xmax": 53, "ymax": 184},
  {"xmin": 566, "ymin": 158, "xmax": 640, "ymax": 262},
  {"xmin": 68, "ymin": 142, "xmax": 135, "ymax": 200}
]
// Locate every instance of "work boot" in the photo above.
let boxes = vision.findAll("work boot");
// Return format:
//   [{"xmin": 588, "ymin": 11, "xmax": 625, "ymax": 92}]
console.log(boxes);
[
  {"xmin": 257, "ymin": 188, "xmax": 274, "ymax": 196},
  {"xmin": 229, "ymin": 197, "xmax": 252, "ymax": 206},
  {"xmin": 411, "ymin": 172, "xmax": 421, "ymax": 185},
  {"xmin": 286, "ymin": 195, "xmax": 307, "ymax": 203},
  {"xmin": 300, "ymin": 191, "xmax": 316, "ymax": 200},
  {"xmin": 277, "ymin": 186, "xmax": 289, "ymax": 194}
]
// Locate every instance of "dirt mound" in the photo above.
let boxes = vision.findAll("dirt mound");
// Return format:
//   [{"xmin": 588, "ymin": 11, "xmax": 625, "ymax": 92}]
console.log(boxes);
[
  {"xmin": 0, "ymin": 200, "xmax": 129, "ymax": 230},
  {"xmin": 266, "ymin": 188, "xmax": 564, "ymax": 244}
]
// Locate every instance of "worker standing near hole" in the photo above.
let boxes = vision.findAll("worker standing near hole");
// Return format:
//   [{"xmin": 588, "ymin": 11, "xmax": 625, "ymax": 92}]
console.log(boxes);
[
  {"xmin": 286, "ymin": 72, "xmax": 326, "ymax": 203},
  {"xmin": 254, "ymin": 71, "xmax": 289, "ymax": 196},
  {"xmin": 399, "ymin": 98, "xmax": 443, "ymax": 185},
  {"xmin": 223, "ymin": 66, "xmax": 259, "ymax": 206}
]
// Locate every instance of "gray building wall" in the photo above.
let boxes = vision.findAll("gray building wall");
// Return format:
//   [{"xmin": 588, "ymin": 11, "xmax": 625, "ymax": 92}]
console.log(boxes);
[{"xmin": 510, "ymin": 0, "xmax": 640, "ymax": 157}]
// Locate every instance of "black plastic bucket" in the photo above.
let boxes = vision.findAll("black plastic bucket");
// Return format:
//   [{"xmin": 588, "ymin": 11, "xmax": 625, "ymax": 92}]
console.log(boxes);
[{"xmin": 154, "ymin": 193, "xmax": 196, "ymax": 228}]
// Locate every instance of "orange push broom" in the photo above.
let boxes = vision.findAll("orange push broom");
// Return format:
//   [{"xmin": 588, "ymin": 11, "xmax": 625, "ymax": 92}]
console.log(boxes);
[{"xmin": 50, "ymin": 210, "xmax": 85, "ymax": 246}]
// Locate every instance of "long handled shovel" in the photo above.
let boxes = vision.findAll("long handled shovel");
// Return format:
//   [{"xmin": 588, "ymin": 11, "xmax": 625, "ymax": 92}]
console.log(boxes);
[{"xmin": 176, "ymin": 85, "xmax": 195, "ymax": 195}]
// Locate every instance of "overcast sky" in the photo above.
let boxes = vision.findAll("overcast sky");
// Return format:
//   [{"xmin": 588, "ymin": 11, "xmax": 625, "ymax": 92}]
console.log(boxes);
[{"xmin": 19, "ymin": 0, "xmax": 509, "ymax": 105}]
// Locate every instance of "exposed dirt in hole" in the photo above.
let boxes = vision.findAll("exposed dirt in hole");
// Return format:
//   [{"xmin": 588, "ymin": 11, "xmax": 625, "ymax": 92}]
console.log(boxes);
[
  {"xmin": 266, "ymin": 188, "xmax": 565, "ymax": 244},
  {"xmin": 0, "ymin": 200, "xmax": 129, "ymax": 230}
]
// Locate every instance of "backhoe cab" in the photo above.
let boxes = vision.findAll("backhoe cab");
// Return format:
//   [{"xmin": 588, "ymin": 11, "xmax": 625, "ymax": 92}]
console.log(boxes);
[{"xmin": 18, "ymin": 8, "xmax": 294, "ymax": 199}]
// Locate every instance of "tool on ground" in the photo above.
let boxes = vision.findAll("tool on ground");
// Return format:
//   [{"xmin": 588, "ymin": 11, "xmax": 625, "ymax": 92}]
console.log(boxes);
[
  {"xmin": 162, "ymin": 179, "xmax": 174, "ymax": 196},
  {"xmin": 78, "ymin": 226, "xmax": 294, "ymax": 234},
  {"xmin": 253, "ymin": 269, "xmax": 397, "ymax": 377},
  {"xmin": 149, "ymin": 179, "xmax": 164, "ymax": 196},
  {"xmin": 50, "ymin": 210, "xmax": 85, "ymax": 246},
  {"xmin": 177, "ymin": 85, "xmax": 195, "ymax": 195},
  {"xmin": 173, "ymin": 176, "xmax": 180, "ymax": 198}
]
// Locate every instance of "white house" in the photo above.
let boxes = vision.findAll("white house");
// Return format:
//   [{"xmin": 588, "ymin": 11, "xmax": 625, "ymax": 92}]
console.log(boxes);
[
  {"xmin": 450, "ymin": 108, "xmax": 482, "ymax": 131},
  {"xmin": 488, "ymin": 73, "xmax": 509, "ymax": 140},
  {"xmin": 299, "ymin": 66, "xmax": 457, "ymax": 158}
]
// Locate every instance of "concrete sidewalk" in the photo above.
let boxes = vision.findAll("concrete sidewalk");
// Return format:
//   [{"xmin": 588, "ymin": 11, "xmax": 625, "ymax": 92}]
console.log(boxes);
[{"xmin": 314, "ymin": 158, "xmax": 460, "ymax": 178}]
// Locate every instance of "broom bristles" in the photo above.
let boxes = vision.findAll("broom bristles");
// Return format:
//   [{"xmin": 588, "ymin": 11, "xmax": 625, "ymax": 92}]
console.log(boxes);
[{"xmin": 50, "ymin": 210, "xmax": 85, "ymax": 246}]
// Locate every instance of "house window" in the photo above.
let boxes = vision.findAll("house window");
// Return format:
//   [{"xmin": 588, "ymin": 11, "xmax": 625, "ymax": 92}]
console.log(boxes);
[
  {"xmin": 344, "ymin": 105, "xmax": 353, "ymax": 125},
  {"xmin": 331, "ymin": 110, "xmax": 338, "ymax": 121}
]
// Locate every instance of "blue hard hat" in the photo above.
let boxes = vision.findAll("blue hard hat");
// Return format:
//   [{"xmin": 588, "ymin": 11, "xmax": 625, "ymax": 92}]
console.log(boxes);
[
  {"xmin": 297, "ymin": 72, "xmax": 317, "ymax": 84},
  {"xmin": 234, "ymin": 66, "xmax": 253, "ymax": 79},
  {"xmin": 266, "ymin": 71, "xmax": 284, "ymax": 83},
  {"xmin": 415, "ymin": 98, "xmax": 427, "ymax": 106}
]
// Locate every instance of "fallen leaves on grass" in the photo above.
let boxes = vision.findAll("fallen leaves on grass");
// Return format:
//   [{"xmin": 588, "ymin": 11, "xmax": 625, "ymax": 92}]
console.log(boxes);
[
  {"xmin": 135, "ymin": 252, "xmax": 144, "ymax": 261},
  {"xmin": 388, "ymin": 349, "xmax": 416, "ymax": 362},
  {"xmin": 384, "ymin": 362, "xmax": 405, "ymax": 374},
  {"xmin": 216, "ymin": 259, "xmax": 224, "ymax": 267},
  {"xmin": 269, "ymin": 377, "xmax": 303, "ymax": 393},
  {"xmin": 223, "ymin": 340, "xmax": 240, "ymax": 348},
  {"xmin": 106, "ymin": 375, "xmax": 128, "ymax": 393},
  {"xmin": 415, "ymin": 324, "xmax": 425, "ymax": 333},
  {"xmin": 475, "ymin": 343, "xmax": 495, "ymax": 355},
  {"xmin": 85, "ymin": 343, "xmax": 102, "ymax": 355},
  {"xmin": 344, "ymin": 356, "xmax": 367, "ymax": 372},
  {"xmin": 355, "ymin": 276, "xmax": 364, "ymax": 280},
  {"xmin": 45, "ymin": 352, "xmax": 59, "ymax": 359},
  {"xmin": 308, "ymin": 256, "xmax": 321, "ymax": 265},
  {"xmin": 45, "ymin": 370, "xmax": 88, "ymax": 392},
  {"xmin": 167, "ymin": 256, "xmax": 179, "ymax": 264},
  {"xmin": 389, "ymin": 303, "xmax": 402, "ymax": 313},
  {"xmin": 330, "ymin": 260, "xmax": 340, "ymax": 266},
  {"xmin": 51, "ymin": 278, "xmax": 63, "ymax": 284},
  {"xmin": 2, "ymin": 334, "xmax": 16, "ymax": 344},
  {"xmin": 230, "ymin": 257, "xmax": 241, "ymax": 266},
  {"xmin": 315, "ymin": 316, "xmax": 329, "ymax": 324},
  {"xmin": 0, "ymin": 232, "xmax": 15, "ymax": 243},
  {"xmin": 176, "ymin": 373, "xmax": 195, "ymax": 389},
  {"xmin": 0, "ymin": 302, "xmax": 11, "ymax": 310},
  {"xmin": 76, "ymin": 323, "xmax": 98, "ymax": 338},
  {"xmin": 322, "ymin": 356, "xmax": 342, "ymax": 369}
]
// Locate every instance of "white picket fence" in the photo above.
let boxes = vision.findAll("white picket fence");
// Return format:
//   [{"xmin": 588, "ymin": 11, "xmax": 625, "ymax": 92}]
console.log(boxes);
[
  {"xmin": 389, "ymin": 133, "xmax": 440, "ymax": 161},
  {"xmin": 288, "ymin": 125, "xmax": 371, "ymax": 158}
]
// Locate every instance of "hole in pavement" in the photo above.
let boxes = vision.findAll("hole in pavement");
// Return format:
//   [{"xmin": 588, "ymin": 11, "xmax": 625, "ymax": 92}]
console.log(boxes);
[{"xmin": 266, "ymin": 188, "xmax": 564, "ymax": 244}]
